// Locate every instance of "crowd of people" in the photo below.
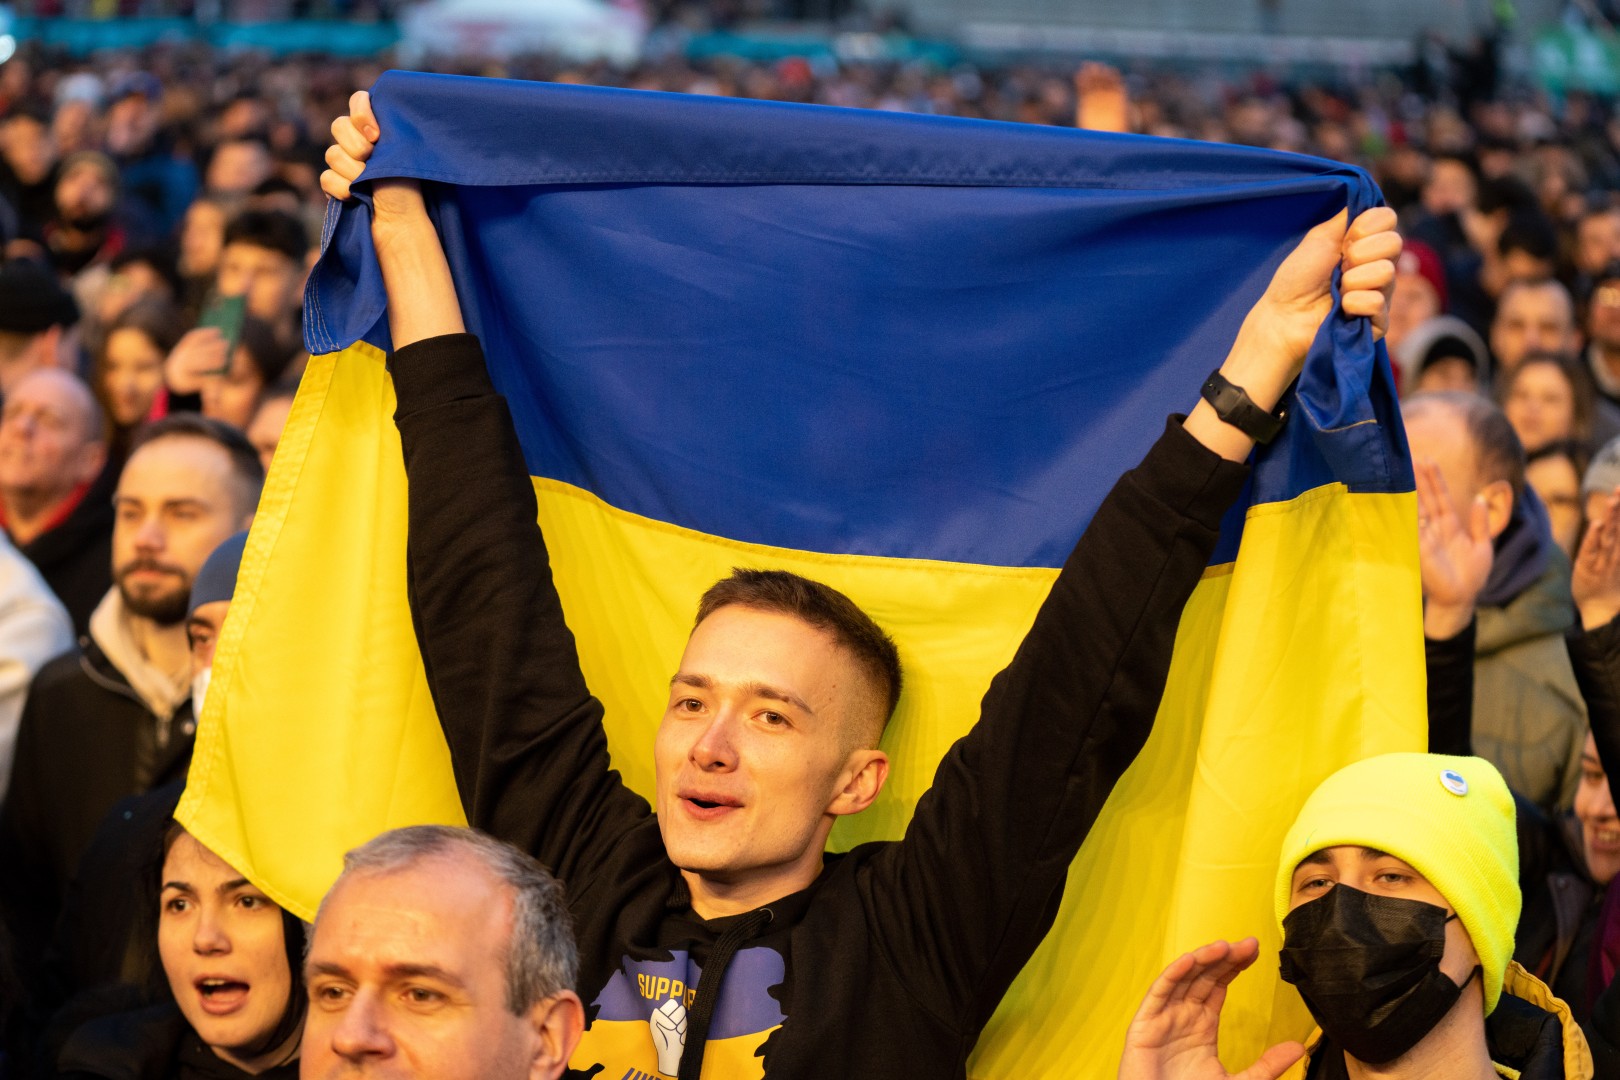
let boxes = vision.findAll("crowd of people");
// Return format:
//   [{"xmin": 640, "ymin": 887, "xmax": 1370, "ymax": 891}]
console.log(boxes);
[{"xmin": 0, "ymin": 18, "xmax": 1608, "ymax": 1080}]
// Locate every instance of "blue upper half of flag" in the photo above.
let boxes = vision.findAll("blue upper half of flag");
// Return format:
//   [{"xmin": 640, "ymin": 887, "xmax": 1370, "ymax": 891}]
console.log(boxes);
[{"xmin": 307, "ymin": 70, "xmax": 1412, "ymax": 570}]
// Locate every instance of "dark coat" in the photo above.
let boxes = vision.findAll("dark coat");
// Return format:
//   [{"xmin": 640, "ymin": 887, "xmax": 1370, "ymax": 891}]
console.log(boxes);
[
  {"xmin": 56, "ymin": 1001, "xmax": 297, "ymax": 1080},
  {"xmin": 0, "ymin": 640, "xmax": 193, "ymax": 1045},
  {"xmin": 11, "ymin": 465, "xmax": 115, "ymax": 638}
]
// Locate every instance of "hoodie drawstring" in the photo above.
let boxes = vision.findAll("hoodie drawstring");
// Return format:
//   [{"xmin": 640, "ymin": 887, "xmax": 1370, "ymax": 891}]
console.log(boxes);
[{"xmin": 677, "ymin": 906, "xmax": 775, "ymax": 1080}]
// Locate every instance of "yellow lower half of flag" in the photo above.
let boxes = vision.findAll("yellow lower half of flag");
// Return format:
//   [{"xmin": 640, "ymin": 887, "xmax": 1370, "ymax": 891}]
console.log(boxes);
[{"xmin": 179, "ymin": 345, "xmax": 1423, "ymax": 1077}]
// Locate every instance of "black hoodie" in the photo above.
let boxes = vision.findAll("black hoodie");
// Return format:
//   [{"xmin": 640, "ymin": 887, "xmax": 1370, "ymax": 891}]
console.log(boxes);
[
  {"xmin": 55, "ymin": 1002, "xmax": 298, "ymax": 1080},
  {"xmin": 392, "ymin": 333, "xmax": 1248, "ymax": 1078}
]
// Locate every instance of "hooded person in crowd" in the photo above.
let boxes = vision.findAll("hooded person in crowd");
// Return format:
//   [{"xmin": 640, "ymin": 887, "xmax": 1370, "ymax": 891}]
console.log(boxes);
[
  {"xmin": 1118, "ymin": 753, "xmax": 1593, "ymax": 1079},
  {"xmin": 185, "ymin": 530, "xmax": 245, "ymax": 723},
  {"xmin": 1404, "ymin": 392, "xmax": 1587, "ymax": 812},
  {"xmin": 53, "ymin": 823, "xmax": 304, "ymax": 1080},
  {"xmin": 1391, "ymin": 314, "xmax": 1490, "ymax": 397}
]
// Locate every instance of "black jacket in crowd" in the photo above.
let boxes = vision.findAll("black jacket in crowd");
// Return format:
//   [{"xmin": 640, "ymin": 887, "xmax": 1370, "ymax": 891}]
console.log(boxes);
[
  {"xmin": 10, "ymin": 466, "xmax": 115, "ymax": 638},
  {"xmin": 391, "ymin": 333, "xmax": 1250, "ymax": 1079},
  {"xmin": 54, "ymin": 1001, "xmax": 297, "ymax": 1080},
  {"xmin": 1430, "ymin": 607, "xmax": 1620, "ymax": 1072},
  {"xmin": 0, "ymin": 637, "xmax": 193, "ymax": 1033}
]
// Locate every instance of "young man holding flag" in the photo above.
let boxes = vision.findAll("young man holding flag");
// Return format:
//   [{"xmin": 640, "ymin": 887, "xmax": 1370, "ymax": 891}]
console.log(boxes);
[{"xmin": 318, "ymin": 91, "xmax": 1400, "ymax": 1078}]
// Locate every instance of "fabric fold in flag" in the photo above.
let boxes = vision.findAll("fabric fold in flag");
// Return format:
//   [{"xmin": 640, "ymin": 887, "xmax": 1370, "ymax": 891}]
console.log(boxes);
[{"xmin": 177, "ymin": 70, "xmax": 1423, "ymax": 1077}]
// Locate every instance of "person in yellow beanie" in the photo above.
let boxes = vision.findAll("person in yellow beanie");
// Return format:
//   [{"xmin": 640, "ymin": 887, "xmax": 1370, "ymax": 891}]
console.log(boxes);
[{"xmin": 1118, "ymin": 751, "xmax": 1594, "ymax": 1079}]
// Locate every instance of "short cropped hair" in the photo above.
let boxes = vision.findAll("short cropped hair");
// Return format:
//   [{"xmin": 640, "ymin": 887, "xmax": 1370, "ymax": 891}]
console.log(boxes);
[
  {"xmin": 128, "ymin": 413, "xmax": 265, "ymax": 516},
  {"xmin": 237, "ymin": 314, "xmax": 299, "ymax": 387},
  {"xmin": 223, "ymin": 207, "xmax": 309, "ymax": 263},
  {"xmin": 325, "ymin": 825, "xmax": 577, "ymax": 1014},
  {"xmin": 1497, "ymin": 209, "xmax": 1559, "ymax": 262},
  {"xmin": 1406, "ymin": 391, "xmax": 1526, "ymax": 497},
  {"xmin": 695, "ymin": 569, "xmax": 902, "ymax": 734},
  {"xmin": 1497, "ymin": 276, "xmax": 1574, "ymax": 326}
]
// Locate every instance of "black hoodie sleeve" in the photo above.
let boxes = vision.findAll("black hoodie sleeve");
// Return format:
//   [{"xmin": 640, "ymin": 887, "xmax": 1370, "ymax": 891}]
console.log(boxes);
[
  {"xmin": 1426, "ymin": 620, "xmax": 1475, "ymax": 757},
  {"xmin": 864, "ymin": 415, "xmax": 1248, "ymax": 1032},
  {"xmin": 1588, "ymin": 975, "xmax": 1620, "ymax": 1079},
  {"xmin": 1568, "ymin": 615, "xmax": 1620, "ymax": 784},
  {"xmin": 389, "ymin": 333, "xmax": 652, "ymax": 886}
]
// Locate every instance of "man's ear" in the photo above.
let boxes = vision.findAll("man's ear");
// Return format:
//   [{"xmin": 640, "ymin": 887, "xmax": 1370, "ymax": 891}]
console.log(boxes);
[
  {"xmin": 1480, "ymin": 478, "xmax": 1515, "ymax": 540},
  {"xmin": 828, "ymin": 750, "xmax": 889, "ymax": 818},
  {"xmin": 528, "ymin": 990, "xmax": 586, "ymax": 1080},
  {"xmin": 73, "ymin": 438, "xmax": 106, "ymax": 486}
]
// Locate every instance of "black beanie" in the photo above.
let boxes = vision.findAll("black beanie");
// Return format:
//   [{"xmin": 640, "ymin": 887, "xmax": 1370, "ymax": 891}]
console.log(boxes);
[{"xmin": 0, "ymin": 259, "xmax": 79, "ymax": 333}]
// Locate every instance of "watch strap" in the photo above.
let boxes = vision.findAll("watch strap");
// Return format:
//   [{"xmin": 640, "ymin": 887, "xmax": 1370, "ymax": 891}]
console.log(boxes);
[{"xmin": 1200, "ymin": 370, "xmax": 1288, "ymax": 445}]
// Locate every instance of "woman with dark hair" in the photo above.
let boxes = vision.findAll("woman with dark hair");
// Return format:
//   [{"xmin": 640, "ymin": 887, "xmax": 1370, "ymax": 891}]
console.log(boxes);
[
  {"xmin": 197, "ymin": 315, "xmax": 299, "ymax": 433},
  {"xmin": 52, "ymin": 822, "xmax": 303, "ymax": 1078},
  {"xmin": 1498, "ymin": 350, "xmax": 1598, "ymax": 456},
  {"xmin": 94, "ymin": 296, "xmax": 184, "ymax": 463},
  {"xmin": 1528, "ymin": 439, "xmax": 1591, "ymax": 556}
]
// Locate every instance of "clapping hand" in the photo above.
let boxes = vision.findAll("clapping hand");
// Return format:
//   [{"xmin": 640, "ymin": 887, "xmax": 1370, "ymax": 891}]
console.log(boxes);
[
  {"xmin": 1416, "ymin": 460, "xmax": 1493, "ymax": 640},
  {"xmin": 1574, "ymin": 487, "xmax": 1620, "ymax": 632},
  {"xmin": 1119, "ymin": 938, "xmax": 1305, "ymax": 1080}
]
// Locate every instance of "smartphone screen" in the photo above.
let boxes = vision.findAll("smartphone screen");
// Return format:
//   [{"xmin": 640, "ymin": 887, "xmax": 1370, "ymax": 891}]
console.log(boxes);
[{"xmin": 196, "ymin": 294, "xmax": 247, "ymax": 375}]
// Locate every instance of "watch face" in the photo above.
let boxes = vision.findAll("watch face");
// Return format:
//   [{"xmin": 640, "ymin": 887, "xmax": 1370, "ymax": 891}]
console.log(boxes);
[{"xmin": 1203, "ymin": 372, "xmax": 1283, "ymax": 442}]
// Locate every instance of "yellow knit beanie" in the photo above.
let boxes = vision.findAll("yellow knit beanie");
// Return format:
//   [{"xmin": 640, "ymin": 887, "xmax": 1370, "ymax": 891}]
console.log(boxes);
[{"xmin": 1273, "ymin": 753, "xmax": 1520, "ymax": 1014}]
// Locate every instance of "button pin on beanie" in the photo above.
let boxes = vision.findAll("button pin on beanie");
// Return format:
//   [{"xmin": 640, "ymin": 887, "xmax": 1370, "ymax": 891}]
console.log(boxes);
[{"xmin": 1439, "ymin": 770, "xmax": 1469, "ymax": 796}]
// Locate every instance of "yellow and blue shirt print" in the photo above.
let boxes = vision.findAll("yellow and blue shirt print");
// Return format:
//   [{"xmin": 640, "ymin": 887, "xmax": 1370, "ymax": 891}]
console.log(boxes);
[
  {"xmin": 178, "ymin": 72, "xmax": 1424, "ymax": 1077},
  {"xmin": 581, "ymin": 947, "xmax": 784, "ymax": 1078}
]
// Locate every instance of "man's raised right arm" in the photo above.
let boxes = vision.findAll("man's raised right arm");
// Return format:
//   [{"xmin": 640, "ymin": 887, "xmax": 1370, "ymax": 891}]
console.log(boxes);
[{"xmin": 324, "ymin": 92, "xmax": 651, "ymax": 880}]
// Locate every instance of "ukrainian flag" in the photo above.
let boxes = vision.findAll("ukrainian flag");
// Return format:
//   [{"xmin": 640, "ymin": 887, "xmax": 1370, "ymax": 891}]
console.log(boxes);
[{"xmin": 177, "ymin": 72, "xmax": 1423, "ymax": 1075}]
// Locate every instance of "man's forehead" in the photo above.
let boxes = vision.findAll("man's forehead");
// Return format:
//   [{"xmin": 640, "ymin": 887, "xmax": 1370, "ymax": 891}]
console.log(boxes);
[
  {"xmin": 679, "ymin": 607, "xmax": 852, "ymax": 704},
  {"xmin": 684, "ymin": 605, "xmax": 843, "ymax": 663},
  {"xmin": 9, "ymin": 371, "xmax": 92, "ymax": 415},
  {"xmin": 1503, "ymin": 285, "xmax": 1572, "ymax": 325},
  {"xmin": 1403, "ymin": 408, "xmax": 1472, "ymax": 457},
  {"xmin": 119, "ymin": 436, "xmax": 232, "ymax": 489},
  {"xmin": 312, "ymin": 861, "xmax": 510, "ymax": 971}
]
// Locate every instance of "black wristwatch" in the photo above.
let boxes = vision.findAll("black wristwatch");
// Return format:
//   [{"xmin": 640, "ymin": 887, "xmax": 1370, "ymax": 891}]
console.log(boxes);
[{"xmin": 1200, "ymin": 370, "xmax": 1289, "ymax": 445}]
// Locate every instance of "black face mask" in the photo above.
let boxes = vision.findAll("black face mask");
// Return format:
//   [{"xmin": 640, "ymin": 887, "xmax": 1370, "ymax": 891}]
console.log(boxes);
[{"xmin": 1278, "ymin": 884, "xmax": 1476, "ymax": 1065}]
